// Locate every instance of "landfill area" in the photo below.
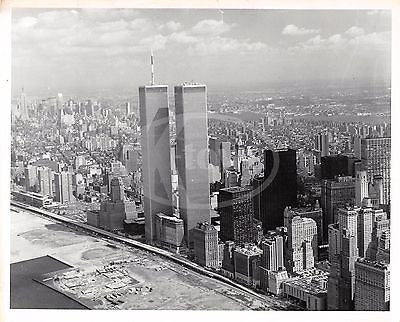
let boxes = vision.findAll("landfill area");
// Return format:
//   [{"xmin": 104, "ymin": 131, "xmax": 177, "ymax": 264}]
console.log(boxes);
[{"xmin": 11, "ymin": 208, "xmax": 295, "ymax": 310}]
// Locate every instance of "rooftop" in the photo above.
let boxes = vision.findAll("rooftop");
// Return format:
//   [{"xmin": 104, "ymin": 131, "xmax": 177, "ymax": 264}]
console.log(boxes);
[
  {"xmin": 284, "ymin": 269, "xmax": 329, "ymax": 295},
  {"xmin": 235, "ymin": 244, "xmax": 262, "ymax": 256},
  {"xmin": 156, "ymin": 213, "xmax": 183, "ymax": 223},
  {"xmin": 179, "ymin": 82, "xmax": 206, "ymax": 87},
  {"xmin": 356, "ymin": 258, "xmax": 390, "ymax": 270},
  {"xmin": 219, "ymin": 186, "xmax": 251, "ymax": 194},
  {"xmin": 194, "ymin": 221, "xmax": 217, "ymax": 231},
  {"xmin": 140, "ymin": 84, "xmax": 168, "ymax": 89}
]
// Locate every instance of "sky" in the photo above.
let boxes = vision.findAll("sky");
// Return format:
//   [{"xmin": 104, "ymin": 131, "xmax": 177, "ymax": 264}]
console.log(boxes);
[{"xmin": 12, "ymin": 9, "xmax": 391, "ymax": 96}]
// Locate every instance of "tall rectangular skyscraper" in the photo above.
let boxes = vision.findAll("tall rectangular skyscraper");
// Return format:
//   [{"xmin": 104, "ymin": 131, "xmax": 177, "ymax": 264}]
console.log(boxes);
[
  {"xmin": 327, "ymin": 224, "xmax": 359, "ymax": 310},
  {"xmin": 218, "ymin": 186, "xmax": 255, "ymax": 246},
  {"xmin": 54, "ymin": 171, "xmax": 74, "ymax": 204},
  {"xmin": 209, "ymin": 137, "xmax": 231, "ymax": 176},
  {"xmin": 315, "ymin": 133, "xmax": 330, "ymax": 157},
  {"xmin": 261, "ymin": 149, "xmax": 297, "ymax": 231},
  {"xmin": 361, "ymin": 137, "xmax": 391, "ymax": 205},
  {"xmin": 355, "ymin": 170, "xmax": 369, "ymax": 207},
  {"xmin": 261, "ymin": 235, "xmax": 284, "ymax": 271},
  {"xmin": 209, "ymin": 137, "xmax": 221, "ymax": 167},
  {"xmin": 175, "ymin": 84, "xmax": 210, "ymax": 243},
  {"xmin": 37, "ymin": 166, "xmax": 53, "ymax": 197},
  {"xmin": 321, "ymin": 176, "xmax": 355, "ymax": 243},
  {"xmin": 220, "ymin": 141, "xmax": 231, "ymax": 173},
  {"xmin": 139, "ymin": 85, "xmax": 173, "ymax": 243}
]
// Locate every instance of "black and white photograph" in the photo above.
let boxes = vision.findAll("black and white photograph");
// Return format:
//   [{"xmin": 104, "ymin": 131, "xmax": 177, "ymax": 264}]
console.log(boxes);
[{"xmin": 1, "ymin": 1, "xmax": 399, "ymax": 320}]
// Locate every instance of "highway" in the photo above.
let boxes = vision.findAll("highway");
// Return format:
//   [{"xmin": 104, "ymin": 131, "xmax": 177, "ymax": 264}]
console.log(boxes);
[{"xmin": 10, "ymin": 200, "xmax": 302, "ymax": 310}]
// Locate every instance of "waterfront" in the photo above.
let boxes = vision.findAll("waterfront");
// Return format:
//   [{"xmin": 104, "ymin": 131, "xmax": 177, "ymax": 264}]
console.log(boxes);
[{"xmin": 11, "ymin": 208, "xmax": 295, "ymax": 310}]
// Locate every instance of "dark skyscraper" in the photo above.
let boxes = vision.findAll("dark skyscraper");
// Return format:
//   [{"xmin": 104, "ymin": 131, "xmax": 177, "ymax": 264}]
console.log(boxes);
[
  {"xmin": 261, "ymin": 149, "xmax": 297, "ymax": 231},
  {"xmin": 252, "ymin": 176, "xmax": 264, "ymax": 221},
  {"xmin": 218, "ymin": 186, "xmax": 255, "ymax": 246},
  {"xmin": 110, "ymin": 176, "xmax": 124, "ymax": 202},
  {"xmin": 175, "ymin": 84, "xmax": 210, "ymax": 243},
  {"xmin": 209, "ymin": 137, "xmax": 221, "ymax": 167},
  {"xmin": 139, "ymin": 85, "xmax": 173, "ymax": 243},
  {"xmin": 321, "ymin": 155, "xmax": 361, "ymax": 180},
  {"xmin": 321, "ymin": 155, "xmax": 349, "ymax": 179},
  {"xmin": 321, "ymin": 176, "xmax": 355, "ymax": 242}
]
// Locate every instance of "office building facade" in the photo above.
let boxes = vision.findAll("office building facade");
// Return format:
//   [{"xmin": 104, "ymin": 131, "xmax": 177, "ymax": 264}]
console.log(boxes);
[
  {"xmin": 261, "ymin": 235, "xmax": 284, "ymax": 271},
  {"xmin": 218, "ymin": 186, "xmax": 256, "ymax": 245},
  {"xmin": 354, "ymin": 259, "xmax": 390, "ymax": 311},
  {"xmin": 261, "ymin": 149, "xmax": 297, "ymax": 231},
  {"xmin": 315, "ymin": 133, "xmax": 330, "ymax": 157},
  {"xmin": 54, "ymin": 171, "xmax": 74, "ymax": 204},
  {"xmin": 155, "ymin": 213, "xmax": 184, "ymax": 252},
  {"xmin": 37, "ymin": 166, "xmax": 53, "ymax": 197},
  {"xmin": 327, "ymin": 224, "xmax": 359, "ymax": 310},
  {"xmin": 284, "ymin": 206, "xmax": 324, "ymax": 245},
  {"xmin": 286, "ymin": 216, "xmax": 317, "ymax": 273},
  {"xmin": 233, "ymin": 245, "xmax": 263, "ymax": 286},
  {"xmin": 361, "ymin": 137, "xmax": 390, "ymax": 205},
  {"xmin": 320, "ymin": 176, "xmax": 355, "ymax": 243},
  {"xmin": 192, "ymin": 222, "xmax": 219, "ymax": 268},
  {"xmin": 357, "ymin": 208, "xmax": 373, "ymax": 258},
  {"xmin": 25, "ymin": 165, "xmax": 38, "ymax": 192},
  {"xmin": 139, "ymin": 85, "xmax": 173, "ymax": 243},
  {"xmin": 321, "ymin": 155, "xmax": 349, "ymax": 180},
  {"xmin": 355, "ymin": 171, "xmax": 369, "ymax": 207},
  {"xmin": 175, "ymin": 84, "xmax": 210, "ymax": 243}
]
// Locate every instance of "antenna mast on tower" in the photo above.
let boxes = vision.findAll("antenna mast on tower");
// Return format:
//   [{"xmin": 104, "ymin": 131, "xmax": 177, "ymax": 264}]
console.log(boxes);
[{"xmin": 150, "ymin": 49, "xmax": 155, "ymax": 85}]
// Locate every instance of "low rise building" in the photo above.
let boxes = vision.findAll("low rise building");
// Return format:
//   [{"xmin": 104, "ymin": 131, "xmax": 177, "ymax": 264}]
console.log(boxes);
[
  {"xmin": 154, "ymin": 213, "xmax": 184, "ymax": 252},
  {"xmin": 267, "ymin": 268, "xmax": 289, "ymax": 295},
  {"xmin": 283, "ymin": 269, "xmax": 328, "ymax": 311}
]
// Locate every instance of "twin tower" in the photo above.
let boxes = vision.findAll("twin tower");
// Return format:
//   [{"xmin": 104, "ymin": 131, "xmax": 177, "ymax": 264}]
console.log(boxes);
[{"xmin": 139, "ymin": 83, "xmax": 211, "ymax": 245}]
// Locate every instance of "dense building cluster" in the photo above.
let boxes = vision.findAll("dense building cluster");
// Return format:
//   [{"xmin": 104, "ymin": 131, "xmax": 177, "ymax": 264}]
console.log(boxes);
[{"xmin": 11, "ymin": 79, "xmax": 390, "ymax": 311}]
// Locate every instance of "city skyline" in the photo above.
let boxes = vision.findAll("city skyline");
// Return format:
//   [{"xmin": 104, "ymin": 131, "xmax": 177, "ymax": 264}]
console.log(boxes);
[
  {"xmin": 12, "ymin": 9, "xmax": 391, "ymax": 95},
  {"xmin": 6, "ymin": 5, "xmax": 394, "ymax": 315}
]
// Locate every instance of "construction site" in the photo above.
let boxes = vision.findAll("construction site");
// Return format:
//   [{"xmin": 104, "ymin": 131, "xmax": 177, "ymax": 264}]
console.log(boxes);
[{"xmin": 11, "ymin": 207, "xmax": 297, "ymax": 310}]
